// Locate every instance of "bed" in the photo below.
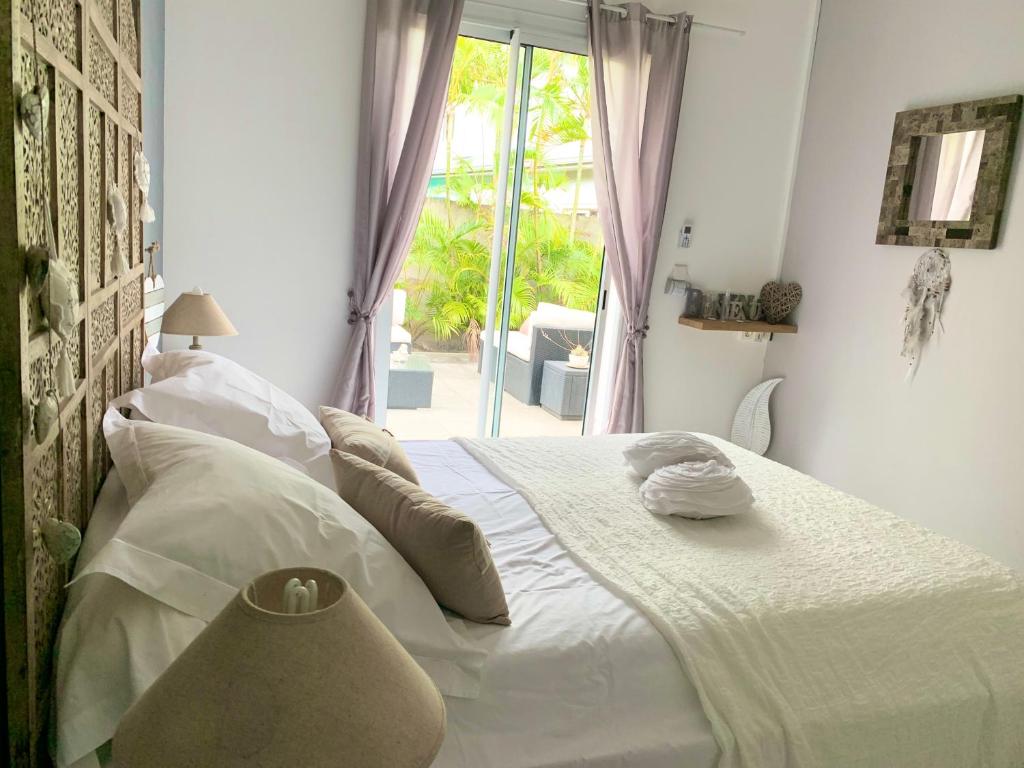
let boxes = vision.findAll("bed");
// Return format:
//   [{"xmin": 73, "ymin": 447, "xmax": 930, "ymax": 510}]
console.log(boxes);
[
  {"xmin": 59, "ymin": 442, "xmax": 717, "ymax": 768},
  {"xmin": 49, "ymin": 348, "xmax": 1024, "ymax": 768}
]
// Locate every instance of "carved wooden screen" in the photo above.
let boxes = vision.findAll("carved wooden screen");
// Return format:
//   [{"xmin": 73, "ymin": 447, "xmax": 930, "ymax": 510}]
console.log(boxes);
[{"xmin": 0, "ymin": 0, "xmax": 144, "ymax": 764}]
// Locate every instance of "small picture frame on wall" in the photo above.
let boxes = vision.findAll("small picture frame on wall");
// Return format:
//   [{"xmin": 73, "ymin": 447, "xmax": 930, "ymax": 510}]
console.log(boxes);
[{"xmin": 875, "ymin": 94, "xmax": 1022, "ymax": 250}]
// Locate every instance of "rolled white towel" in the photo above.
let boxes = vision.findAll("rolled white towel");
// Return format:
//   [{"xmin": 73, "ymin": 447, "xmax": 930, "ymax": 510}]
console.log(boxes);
[
  {"xmin": 639, "ymin": 460, "xmax": 753, "ymax": 519},
  {"xmin": 624, "ymin": 431, "xmax": 732, "ymax": 479}
]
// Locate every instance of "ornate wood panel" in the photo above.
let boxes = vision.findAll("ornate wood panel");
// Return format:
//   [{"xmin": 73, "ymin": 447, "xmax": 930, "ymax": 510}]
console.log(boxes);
[{"xmin": 0, "ymin": 0, "xmax": 144, "ymax": 765}]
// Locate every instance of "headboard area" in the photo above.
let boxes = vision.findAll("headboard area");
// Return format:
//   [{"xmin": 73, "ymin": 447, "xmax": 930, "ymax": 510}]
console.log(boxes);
[{"xmin": 0, "ymin": 0, "xmax": 145, "ymax": 765}]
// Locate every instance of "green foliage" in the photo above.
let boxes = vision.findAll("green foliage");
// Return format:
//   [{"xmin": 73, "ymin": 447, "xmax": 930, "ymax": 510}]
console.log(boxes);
[
  {"xmin": 401, "ymin": 213, "xmax": 491, "ymax": 344},
  {"xmin": 398, "ymin": 37, "xmax": 603, "ymax": 353}
]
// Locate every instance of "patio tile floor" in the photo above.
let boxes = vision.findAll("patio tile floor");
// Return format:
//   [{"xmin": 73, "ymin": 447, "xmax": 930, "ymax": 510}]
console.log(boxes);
[{"xmin": 385, "ymin": 352, "xmax": 584, "ymax": 440}]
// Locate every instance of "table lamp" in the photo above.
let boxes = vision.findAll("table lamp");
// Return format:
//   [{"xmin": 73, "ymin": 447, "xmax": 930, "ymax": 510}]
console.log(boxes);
[
  {"xmin": 160, "ymin": 286, "xmax": 238, "ymax": 350},
  {"xmin": 112, "ymin": 567, "xmax": 447, "ymax": 768}
]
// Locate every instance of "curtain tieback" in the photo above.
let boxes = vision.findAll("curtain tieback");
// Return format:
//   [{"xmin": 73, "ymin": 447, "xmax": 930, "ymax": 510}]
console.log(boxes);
[
  {"xmin": 625, "ymin": 322, "xmax": 650, "ymax": 341},
  {"xmin": 346, "ymin": 290, "xmax": 373, "ymax": 325}
]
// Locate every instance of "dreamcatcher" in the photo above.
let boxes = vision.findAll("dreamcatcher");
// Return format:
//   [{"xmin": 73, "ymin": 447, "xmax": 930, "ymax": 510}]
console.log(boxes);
[{"xmin": 900, "ymin": 248, "xmax": 951, "ymax": 378}]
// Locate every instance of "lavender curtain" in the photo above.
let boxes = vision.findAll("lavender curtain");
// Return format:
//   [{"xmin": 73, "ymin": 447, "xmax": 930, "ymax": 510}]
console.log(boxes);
[
  {"xmin": 588, "ymin": 2, "xmax": 691, "ymax": 433},
  {"xmin": 333, "ymin": 0, "xmax": 463, "ymax": 417}
]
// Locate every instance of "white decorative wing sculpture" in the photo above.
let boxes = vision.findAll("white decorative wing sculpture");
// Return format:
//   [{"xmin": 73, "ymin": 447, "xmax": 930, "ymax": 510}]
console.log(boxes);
[{"xmin": 731, "ymin": 377, "xmax": 783, "ymax": 455}]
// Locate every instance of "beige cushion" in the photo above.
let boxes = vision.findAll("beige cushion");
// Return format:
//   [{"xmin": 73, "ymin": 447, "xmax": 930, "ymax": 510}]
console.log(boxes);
[
  {"xmin": 319, "ymin": 406, "xmax": 419, "ymax": 484},
  {"xmin": 331, "ymin": 449, "xmax": 511, "ymax": 626}
]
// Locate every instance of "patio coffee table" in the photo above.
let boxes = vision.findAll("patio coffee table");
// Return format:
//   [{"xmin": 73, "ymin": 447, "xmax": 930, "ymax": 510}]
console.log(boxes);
[
  {"xmin": 540, "ymin": 360, "xmax": 588, "ymax": 420},
  {"xmin": 388, "ymin": 354, "xmax": 434, "ymax": 409}
]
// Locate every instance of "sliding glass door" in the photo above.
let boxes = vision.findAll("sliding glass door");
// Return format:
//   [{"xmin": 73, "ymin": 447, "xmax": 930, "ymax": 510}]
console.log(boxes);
[{"xmin": 385, "ymin": 33, "xmax": 604, "ymax": 439}]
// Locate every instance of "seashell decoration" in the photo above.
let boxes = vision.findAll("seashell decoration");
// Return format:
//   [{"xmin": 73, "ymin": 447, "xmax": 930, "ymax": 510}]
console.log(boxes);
[
  {"xmin": 45, "ymin": 256, "xmax": 78, "ymax": 340},
  {"xmin": 19, "ymin": 83, "xmax": 49, "ymax": 142},
  {"xmin": 134, "ymin": 150, "xmax": 156, "ymax": 223},
  {"xmin": 108, "ymin": 183, "xmax": 129, "ymax": 236},
  {"xmin": 108, "ymin": 184, "xmax": 129, "ymax": 275},
  {"xmin": 55, "ymin": 347, "xmax": 75, "ymax": 399},
  {"xmin": 24, "ymin": 244, "xmax": 49, "ymax": 293},
  {"xmin": 39, "ymin": 517, "xmax": 82, "ymax": 565},
  {"xmin": 33, "ymin": 388, "xmax": 59, "ymax": 443}
]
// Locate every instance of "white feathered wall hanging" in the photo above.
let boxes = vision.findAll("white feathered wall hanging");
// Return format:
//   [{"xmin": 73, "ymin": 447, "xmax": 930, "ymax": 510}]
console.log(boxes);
[{"xmin": 900, "ymin": 248, "xmax": 951, "ymax": 378}]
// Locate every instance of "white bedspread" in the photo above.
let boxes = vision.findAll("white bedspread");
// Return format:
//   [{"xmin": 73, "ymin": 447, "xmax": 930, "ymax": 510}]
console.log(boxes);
[
  {"xmin": 457, "ymin": 434, "xmax": 1024, "ymax": 768},
  {"xmin": 408, "ymin": 441, "xmax": 717, "ymax": 768}
]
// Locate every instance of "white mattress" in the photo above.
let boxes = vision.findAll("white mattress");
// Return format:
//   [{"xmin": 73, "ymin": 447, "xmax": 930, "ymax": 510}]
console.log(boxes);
[
  {"xmin": 64, "ymin": 442, "xmax": 716, "ymax": 768},
  {"xmin": 408, "ymin": 441, "xmax": 716, "ymax": 768}
]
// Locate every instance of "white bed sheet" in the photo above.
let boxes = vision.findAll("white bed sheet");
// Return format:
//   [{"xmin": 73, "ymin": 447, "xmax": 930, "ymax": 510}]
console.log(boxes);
[
  {"xmin": 408, "ymin": 440, "xmax": 716, "ymax": 768},
  {"xmin": 63, "ymin": 442, "xmax": 716, "ymax": 768}
]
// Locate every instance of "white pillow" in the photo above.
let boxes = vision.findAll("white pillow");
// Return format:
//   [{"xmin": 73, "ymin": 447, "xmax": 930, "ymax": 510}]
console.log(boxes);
[
  {"xmin": 76, "ymin": 410, "xmax": 486, "ymax": 699},
  {"xmin": 110, "ymin": 344, "xmax": 334, "ymax": 488},
  {"xmin": 639, "ymin": 460, "xmax": 753, "ymax": 519},
  {"xmin": 623, "ymin": 431, "xmax": 732, "ymax": 479}
]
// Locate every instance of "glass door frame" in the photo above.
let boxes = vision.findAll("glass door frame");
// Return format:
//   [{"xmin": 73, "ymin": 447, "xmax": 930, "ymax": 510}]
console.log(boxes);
[
  {"xmin": 378, "ymin": 21, "xmax": 605, "ymax": 438},
  {"xmin": 470, "ymin": 25, "xmax": 605, "ymax": 438},
  {"xmin": 486, "ymin": 44, "xmax": 534, "ymax": 437},
  {"xmin": 474, "ymin": 27, "xmax": 521, "ymax": 438}
]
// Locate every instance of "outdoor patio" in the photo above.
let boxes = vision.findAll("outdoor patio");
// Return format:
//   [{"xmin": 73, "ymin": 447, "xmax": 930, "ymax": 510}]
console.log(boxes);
[{"xmin": 385, "ymin": 351, "xmax": 585, "ymax": 439}]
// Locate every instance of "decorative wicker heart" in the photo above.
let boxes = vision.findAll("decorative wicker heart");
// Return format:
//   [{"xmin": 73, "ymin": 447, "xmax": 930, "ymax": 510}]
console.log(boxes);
[{"xmin": 759, "ymin": 281, "xmax": 802, "ymax": 324}]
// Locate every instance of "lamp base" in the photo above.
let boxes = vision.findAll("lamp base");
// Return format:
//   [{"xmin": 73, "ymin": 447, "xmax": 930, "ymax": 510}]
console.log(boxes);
[{"xmin": 189, "ymin": 335, "xmax": 203, "ymax": 350}]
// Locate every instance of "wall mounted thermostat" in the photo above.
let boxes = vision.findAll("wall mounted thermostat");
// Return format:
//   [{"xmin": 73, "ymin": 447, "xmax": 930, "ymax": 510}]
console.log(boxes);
[{"xmin": 678, "ymin": 223, "xmax": 693, "ymax": 248}]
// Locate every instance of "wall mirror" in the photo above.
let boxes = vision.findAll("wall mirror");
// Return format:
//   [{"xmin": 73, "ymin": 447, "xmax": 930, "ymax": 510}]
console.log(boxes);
[{"xmin": 876, "ymin": 95, "xmax": 1022, "ymax": 249}]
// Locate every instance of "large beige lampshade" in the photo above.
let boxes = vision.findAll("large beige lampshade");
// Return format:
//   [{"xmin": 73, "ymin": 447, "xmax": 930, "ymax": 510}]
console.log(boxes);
[
  {"xmin": 112, "ymin": 568, "xmax": 446, "ymax": 768},
  {"xmin": 161, "ymin": 287, "xmax": 238, "ymax": 349}
]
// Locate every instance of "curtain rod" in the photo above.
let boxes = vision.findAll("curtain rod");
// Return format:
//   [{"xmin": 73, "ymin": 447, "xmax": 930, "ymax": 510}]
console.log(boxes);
[{"xmin": 552, "ymin": 0, "xmax": 746, "ymax": 36}]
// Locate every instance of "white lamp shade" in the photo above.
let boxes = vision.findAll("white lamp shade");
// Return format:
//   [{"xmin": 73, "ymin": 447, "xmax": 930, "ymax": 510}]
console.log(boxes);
[
  {"xmin": 160, "ymin": 288, "xmax": 238, "ymax": 338},
  {"xmin": 112, "ymin": 568, "xmax": 446, "ymax": 768}
]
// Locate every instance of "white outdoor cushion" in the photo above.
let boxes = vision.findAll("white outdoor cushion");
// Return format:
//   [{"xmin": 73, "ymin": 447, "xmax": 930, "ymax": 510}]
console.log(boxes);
[
  {"xmin": 520, "ymin": 302, "xmax": 595, "ymax": 336},
  {"xmin": 74, "ymin": 410, "xmax": 487, "ymax": 700},
  {"xmin": 534, "ymin": 302, "xmax": 595, "ymax": 330},
  {"xmin": 391, "ymin": 323, "xmax": 412, "ymax": 345},
  {"xmin": 112, "ymin": 342, "xmax": 334, "ymax": 488},
  {"xmin": 483, "ymin": 331, "xmax": 536, "ymax": 364},
  {"xmin": 393, "ymin": 287, "xmax": 408, "ymax": 325},
  {"xmin": 505, "ymin": 331, "xmax": 532, "ymax": 362},
  {"xmin": 623, "ymin": 431, "xmax": 733, "ymax": 479}
]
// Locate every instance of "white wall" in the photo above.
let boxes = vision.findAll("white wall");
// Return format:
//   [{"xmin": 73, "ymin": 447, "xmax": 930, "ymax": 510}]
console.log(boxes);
[
  {"xmin": 163, "ymin": 0, "xmax": 364, "ymax": 408},
  {"xmin": 764, "ymin": 0, "xmax": 1024, "ymax": 569},
  {"xmin": 141, "ymin": 0, "xmax": 164, "ymax": 270},
  {"xmin": 161, "ymin": 0, "xmax": 817, "ymax": 422},
  {"xmin": 642, "ymin": 0, "xmax": 818, "ymax": 435}
]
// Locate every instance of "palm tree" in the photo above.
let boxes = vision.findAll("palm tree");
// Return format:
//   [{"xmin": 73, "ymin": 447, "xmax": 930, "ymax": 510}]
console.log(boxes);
[
  {"xmin": 400, "ymin": 213, "xmax": 489, "ymax": 345},
  {"xmin": 396, "ymin": 37, "xmax": 604, "ymax": 355},
  {"xmin": 564, "ymin": 57, "xmax": 592, "ymax": 243},
  {"xmin": 443, "ymin": 38, "xmax": 509, "ymax": 225}
]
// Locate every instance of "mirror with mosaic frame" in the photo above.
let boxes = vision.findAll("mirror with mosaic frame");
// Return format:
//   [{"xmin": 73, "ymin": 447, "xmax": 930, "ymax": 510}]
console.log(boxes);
[{"xmin": 876, "ymin": 95, "xmax": 1022, "ymax": 249}]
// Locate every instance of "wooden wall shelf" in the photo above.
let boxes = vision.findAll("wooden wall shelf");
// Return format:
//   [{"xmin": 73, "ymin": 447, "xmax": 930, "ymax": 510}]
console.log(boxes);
[{"xmin": 678, "ymin": 317, "xmax": 798, "ymax": 334}]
